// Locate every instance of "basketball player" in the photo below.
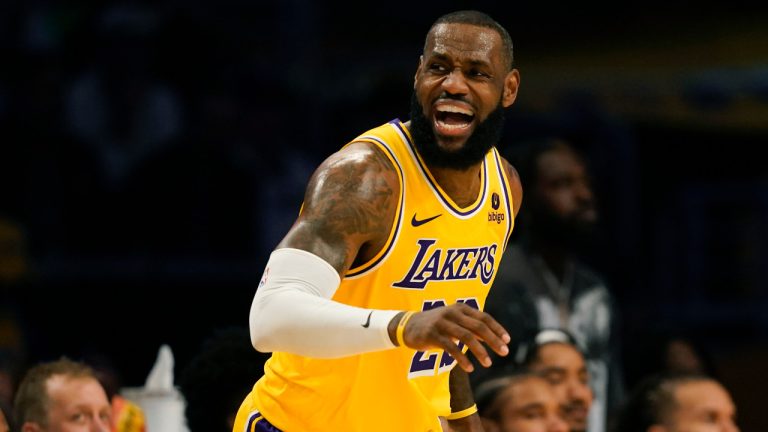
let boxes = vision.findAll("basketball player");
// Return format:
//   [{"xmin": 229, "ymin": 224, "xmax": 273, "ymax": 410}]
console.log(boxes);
[{"xmin": 234, "ymin": 10, "xmax": 522, "ymax": 431}]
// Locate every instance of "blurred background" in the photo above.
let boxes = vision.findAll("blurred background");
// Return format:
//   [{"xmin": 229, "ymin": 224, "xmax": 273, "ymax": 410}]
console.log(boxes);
[{"xmin": 0, "ymin": 0, "xmax": 766, "ymax": 428}]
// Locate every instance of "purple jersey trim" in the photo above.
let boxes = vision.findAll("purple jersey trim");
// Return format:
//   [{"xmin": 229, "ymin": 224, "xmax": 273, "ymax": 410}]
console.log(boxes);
[{"xmin": 391, "ymin": 120, "xmax": 488, "ymax": 218}]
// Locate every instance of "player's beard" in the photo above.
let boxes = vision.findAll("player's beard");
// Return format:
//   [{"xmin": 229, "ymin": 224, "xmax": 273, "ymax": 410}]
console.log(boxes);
[{"xmin": 409, "ymin": 91, "xmax": 505, "ymax": 170}]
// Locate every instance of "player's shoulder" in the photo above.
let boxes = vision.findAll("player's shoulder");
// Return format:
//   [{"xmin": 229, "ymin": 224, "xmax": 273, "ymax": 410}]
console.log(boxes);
[
  {"xmin": 302, "ymin": 141, "xmax": 400, "ymax": 210},
  {"xmin": 498, "ymin": 154, "xmax": 521, "ymax": 184},
  {"xmin": 320, "ymin": 140, "xmax": 399, "ymax": 179},
  {"xmin": 497, "ymin": 153, "xmax": 523, "ymax": 213}
]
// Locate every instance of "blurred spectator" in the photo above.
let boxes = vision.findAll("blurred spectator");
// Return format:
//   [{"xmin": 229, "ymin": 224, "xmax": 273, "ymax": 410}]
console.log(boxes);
[
  {"xmin": 13, "ymin": 357, "xmax": 112, "ymax": 431},
  {"xmin": 516, "ymin": 329, "xmax": 594, "ymax": 432},
  {"xmin": 178, "ymin": 326, "xmax": 269, "ymax": 432},
  {"xmin": 480, "ymin": 137, "xmax": 624, "ymax": 432},
  {"xmin": 475, "ymin": 372, "xmax": 568, "ymax": 432},
  {"xmin": 612, "ymin": 372, "xmax": 739, "ymax": 432}
]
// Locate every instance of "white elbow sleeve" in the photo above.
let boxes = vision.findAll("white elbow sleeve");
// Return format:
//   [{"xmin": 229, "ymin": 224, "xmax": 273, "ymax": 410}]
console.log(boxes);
[{"xmin": 249, "ymin": 248, "xmax": 399, "ymax": 358}]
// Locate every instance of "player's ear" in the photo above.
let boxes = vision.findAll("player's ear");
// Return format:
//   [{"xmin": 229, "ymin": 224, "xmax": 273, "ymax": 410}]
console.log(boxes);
[{"xmin": 502, "ymin": 69, "xmax": 520, "ymax": 107}]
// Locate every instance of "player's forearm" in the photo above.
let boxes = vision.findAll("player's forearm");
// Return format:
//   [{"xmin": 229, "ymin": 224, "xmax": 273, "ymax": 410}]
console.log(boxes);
[
  {"xmin": 448, "ymin": 367, "xmax": 482, "ymax": 430},
  {"xmin": 249, "ymin": 248, "xmax": 400, "ymax": 357},
  {"xmin": 449, "ymin": 367, "xmax": 476, "ymax": 412}
]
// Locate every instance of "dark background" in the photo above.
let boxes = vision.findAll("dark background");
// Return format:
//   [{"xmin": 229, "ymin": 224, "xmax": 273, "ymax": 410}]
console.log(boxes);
[{"xmin": 1, "ymin": 0, "xmax": 767, "ymax": 429}]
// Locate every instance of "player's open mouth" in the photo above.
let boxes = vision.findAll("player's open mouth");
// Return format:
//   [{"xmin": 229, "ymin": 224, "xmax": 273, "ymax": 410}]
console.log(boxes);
[{"xmin": 433, "ymin": 104, "xmax": 474, "ymax": 137}]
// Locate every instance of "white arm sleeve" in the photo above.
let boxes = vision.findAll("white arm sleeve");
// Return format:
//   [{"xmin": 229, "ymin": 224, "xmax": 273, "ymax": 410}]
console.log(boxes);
[{"xmin": 249, "ymin": 248, "xmax": 401, "ymax": 358}]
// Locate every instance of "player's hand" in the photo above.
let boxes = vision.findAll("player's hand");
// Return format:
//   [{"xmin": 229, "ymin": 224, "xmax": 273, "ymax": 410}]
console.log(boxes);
[{"xmin": 402, "ymin": 303, "xmax": 510, "ymax": 373}]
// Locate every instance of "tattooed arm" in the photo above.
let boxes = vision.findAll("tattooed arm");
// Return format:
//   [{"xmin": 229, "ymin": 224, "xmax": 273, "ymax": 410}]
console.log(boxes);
[
  {"xmin": 248, "ymin": 142, "xmax": 404, "ymax": 357},
  {"xmin": 277, "ymin": 141, "xmax": 400, "ymax": 274},
  {"xmin": 249, "ymin": 141, "xmax": 510, "ymax": 364}
]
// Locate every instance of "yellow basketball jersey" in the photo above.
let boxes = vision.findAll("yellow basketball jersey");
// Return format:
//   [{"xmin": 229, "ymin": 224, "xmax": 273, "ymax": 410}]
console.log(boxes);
[{"xmin": 238, "ymin": 120, "xmax": 515, "ymax": 432}]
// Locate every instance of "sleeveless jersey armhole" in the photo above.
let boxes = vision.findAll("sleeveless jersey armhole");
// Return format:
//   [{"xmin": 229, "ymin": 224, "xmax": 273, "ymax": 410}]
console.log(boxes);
[
  {"xmin": 345, "ymin": 137, "xmax": 405, "ymax": 278},
  {"xmin": 492, "ymin": 148, "xmax": 516, "ymax": 252}
]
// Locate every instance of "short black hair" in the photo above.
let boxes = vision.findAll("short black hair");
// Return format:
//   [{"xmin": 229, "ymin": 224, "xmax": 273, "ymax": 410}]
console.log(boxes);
[{"xmin": 428, "ymin": 10, "xmax": 514, "ymax": 70}]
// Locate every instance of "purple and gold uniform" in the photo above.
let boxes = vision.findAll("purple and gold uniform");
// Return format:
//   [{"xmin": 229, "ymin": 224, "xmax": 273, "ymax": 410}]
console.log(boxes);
[{"xmin": 234, "ymin": 120, "xmax": 515, "ymax": 431}]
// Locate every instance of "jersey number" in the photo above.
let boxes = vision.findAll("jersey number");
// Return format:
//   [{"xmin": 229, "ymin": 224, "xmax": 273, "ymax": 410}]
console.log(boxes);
[{"xmin": 407, "ymin": 298, "xmax": 480, "ymax": 378}]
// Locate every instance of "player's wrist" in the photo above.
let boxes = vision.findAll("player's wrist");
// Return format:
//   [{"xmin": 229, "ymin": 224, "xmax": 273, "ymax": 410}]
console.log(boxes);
[
  {"xmin": 387, "ymin": 311, "xmax": 404, "ymax": 346},
  {"xmin": 447, "ymin": 403, "xmax": 478, "ymax": 420},
  {"xmin": 388, "ymin": 311, "xmax": 415, "ymax": 347},
  {"xmin": 395, "ymin": 311, "xmax": 415, "ymax": 347}
]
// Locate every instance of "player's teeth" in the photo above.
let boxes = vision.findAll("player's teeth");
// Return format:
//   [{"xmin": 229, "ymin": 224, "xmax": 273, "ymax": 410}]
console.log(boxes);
[
  {"xmin": 437, "ymin": 106, "xmax": 472, "ymax": 116},
  {"xmin": 437, "ymin": 120, "xmax": 470, "ymax": 129}
]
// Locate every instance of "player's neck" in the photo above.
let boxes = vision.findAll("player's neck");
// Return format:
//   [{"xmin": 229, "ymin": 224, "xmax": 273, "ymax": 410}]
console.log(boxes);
[{"xmin": 429, "ymin": 162, "xmax": 483, "ymax": 208}]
